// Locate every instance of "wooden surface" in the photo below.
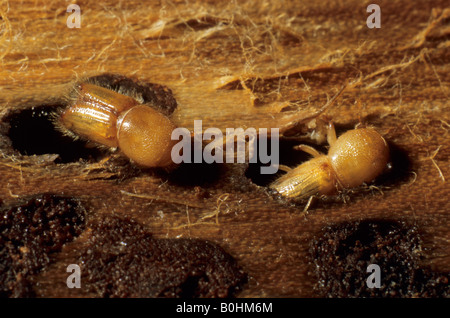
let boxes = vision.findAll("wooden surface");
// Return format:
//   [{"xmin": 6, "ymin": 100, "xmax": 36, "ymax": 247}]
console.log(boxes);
[{"xmin": 0, "ymin": 0, "xmax": 449, "ymax": 297}]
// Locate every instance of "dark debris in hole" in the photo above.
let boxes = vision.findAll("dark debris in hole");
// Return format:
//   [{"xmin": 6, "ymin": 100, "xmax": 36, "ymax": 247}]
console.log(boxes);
[
  {"xmin": 309, "ymin": 220, "xmax": 449, "ymax": 298},
  {"xmin": 78, "ymin": 215, "xmax": 247, "ymax": 298},
  {"xmin": 0, "ymin": 194, "xmax": 87, "ymax": 297}
]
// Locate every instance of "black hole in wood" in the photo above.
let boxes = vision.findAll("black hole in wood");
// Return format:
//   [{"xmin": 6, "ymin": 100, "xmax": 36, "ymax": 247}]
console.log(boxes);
[
  {"xmin": 245, "ymin": 138, "xmax": 314, "ymax": 187},
  {"xmin": 5, "ymin": 105, "xmax": 107, "ymax": 163}
]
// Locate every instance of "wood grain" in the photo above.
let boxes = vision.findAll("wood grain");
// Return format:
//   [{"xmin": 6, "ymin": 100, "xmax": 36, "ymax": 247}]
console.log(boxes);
[{"xmin": 0, "ymin": 0, "xmax": 448, "ymax": 297}]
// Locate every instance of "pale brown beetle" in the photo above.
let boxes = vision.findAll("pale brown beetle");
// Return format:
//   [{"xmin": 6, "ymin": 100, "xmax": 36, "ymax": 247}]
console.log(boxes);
[
  {"xmin": 270, "ymin": 122, "xmax": 390, "ymax": 206},
  {"xmin": 56, "ymin": 78, "xmax": 177, "ymax": 168}
]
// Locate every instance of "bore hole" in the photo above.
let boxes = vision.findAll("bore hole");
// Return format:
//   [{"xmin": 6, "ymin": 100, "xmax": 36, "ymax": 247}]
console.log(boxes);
[
  {"xmin": 169, "ymin": 162, "xmax": 222, "ymax": 187},
  {"xmin": 168, "ymin": 146, "xmax": 222, "ymax": 186},
  {"xmin": 245, "ymin": 138, "xmax": 316, "ymax": 187},
  {"xmin": 246, "ymin": 127, "xmax": 410, "ymax": 192},
  {"xmin": 87, "ymin": 73, "xmax": 178, "ymax": 116},
  {"xmin": 375, "ymin": 141, "xmax": 412, "ymax": 186},
  {"xmin": 5, "ymin": 105, "xmax": 107, "ymax": 163}
]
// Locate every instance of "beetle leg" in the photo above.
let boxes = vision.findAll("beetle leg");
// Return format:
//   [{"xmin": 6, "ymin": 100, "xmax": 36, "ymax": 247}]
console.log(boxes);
[
  {"xmin": 278, "ymin": 164, "xmax": 293, "ymax": 172},
  {"xmin": 293, "ymin": 144, "xmax": 322, "ymax": 158},
  {"xmin": 303, "ymin": 196, "xmax": 315, "ymax": 213},
  {"xmin": 326, "ymin": 121, "xmax": 337, "ymax": 146}
]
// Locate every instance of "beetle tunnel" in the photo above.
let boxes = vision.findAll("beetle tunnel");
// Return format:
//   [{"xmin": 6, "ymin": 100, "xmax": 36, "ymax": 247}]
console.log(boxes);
[{"xmin": 3, "ymin": 105, "xmax": 108, "ymax": 163}]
